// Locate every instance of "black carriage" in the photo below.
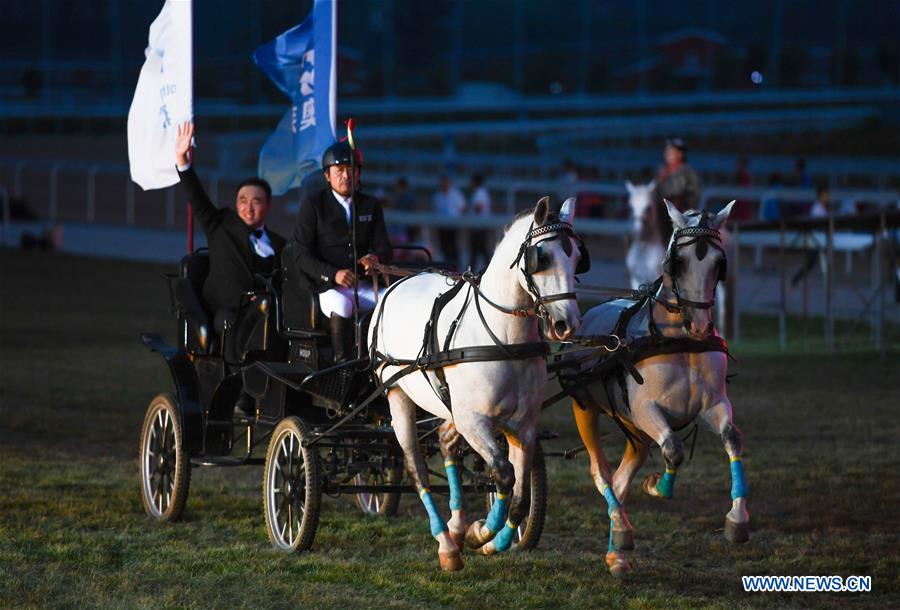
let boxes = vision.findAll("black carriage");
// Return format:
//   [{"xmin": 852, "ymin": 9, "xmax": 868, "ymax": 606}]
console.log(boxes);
[{"xmin": 139, "ymin": 244, "xmax": 548, "ymax": 552}]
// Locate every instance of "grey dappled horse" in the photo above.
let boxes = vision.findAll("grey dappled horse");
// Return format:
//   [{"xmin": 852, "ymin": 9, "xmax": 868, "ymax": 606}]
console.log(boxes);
[{"xmin": 570, "ymin": 200, "xmax": 749, "ymax": 577}]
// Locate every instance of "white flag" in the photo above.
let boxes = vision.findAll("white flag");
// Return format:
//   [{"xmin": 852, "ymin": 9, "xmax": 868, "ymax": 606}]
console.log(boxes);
[{"xmin": 127, "ymin": 0, "xmax": 193, "ymax": 190}]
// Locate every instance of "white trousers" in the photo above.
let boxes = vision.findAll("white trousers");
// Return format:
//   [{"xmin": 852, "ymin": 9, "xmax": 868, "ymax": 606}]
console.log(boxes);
[{"xmin": 318, "ymin": 286, "xmax": 378, "ymax": 318}]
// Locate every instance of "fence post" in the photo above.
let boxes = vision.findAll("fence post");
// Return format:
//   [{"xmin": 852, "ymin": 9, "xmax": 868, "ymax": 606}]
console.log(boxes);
[
  {"xmin": 778, "ymin": 218, "xmax": 786, "ymax": 351},
  {"xmin": 14, "ymin": 161, "xmax": 26, "ymax": 199},
  {"xmin": 874, "ymin": 211, "xmax": 885, "ymax": 353},
  {"xmin": 732, "ymin": 223, "xmax": 741, "ymax": 343},
  {"xmin": 49, "ymin": 164, "xmax": 60, "ymax": 223},
  {"xmin": 825, "ymin": 213, "xmax": 835, "ymax": 350},
  {"xmin": 0, "ymin": 185, "xmax": 10, "ymax": 246},
  {"xmin": 126, "ymin": 179, "xmax": 135, "ymax": 225},
  {"xmin": 86, "ymin": 168, "xmax": 97, "ymax": 222}
]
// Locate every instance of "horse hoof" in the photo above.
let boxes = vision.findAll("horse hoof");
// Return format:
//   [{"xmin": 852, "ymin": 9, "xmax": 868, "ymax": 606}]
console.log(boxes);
[
  {"xmin": 642, "ymin": 473, "xmax": 665, "ymax": 498},
  {"xmin": 605, "ymin": 552, "xmax": 632, "ymax": 578},
  {"xmin": 448, "ymin": 528, "xmax": 466, "ymax": 552},
  {"xmin": 724, "ymin": 517, "xmax": 750, "ymax": 543},
  {"xmin": 439, "ymin": 550, "xmax": 465, "ymax": 572},
  {"xmin": 478, "ymin": 541, "xmax": 498, "ymax": 556},
  {"xmin": 612, "ymin": 527, "xmax": 635, "ymax": 551},
  {"xmin": 465, "ymin": 519, "xmax": 490, "ymax": 549}
]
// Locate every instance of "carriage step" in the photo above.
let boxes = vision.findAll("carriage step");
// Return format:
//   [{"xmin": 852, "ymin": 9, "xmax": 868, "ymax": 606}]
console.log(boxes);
[
  {"xmin": 192, "ymin": 457, "xmax": 265, "ymax": 467},
  {"xmin": 206, "ymin": 418, "xmax": 256, "ymax": 427}
]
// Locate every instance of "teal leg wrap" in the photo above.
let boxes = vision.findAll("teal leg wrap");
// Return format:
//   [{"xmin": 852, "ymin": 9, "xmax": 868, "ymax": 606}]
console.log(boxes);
[
  {"xmin": 601, "ymin": 485, "xmax": 620, "ymax": 517},
  {"xmin": 730, "ymin": 458, "xmax": 748, "ymax": 499},
  {"xmin": 485, "ymin": 495, "xmax": 509, "ymax": 533},
  {"xmin": 656, "ymin": 470, "xmax": 676, "ymax": 498},
  {"xmin": 420, "ymin": 490, "xmax": 448, "ymax": 537},
  {"xmin": 445, "ymin": 461, "xmax": 464, "ymax": 511},
  {"xmin": 493, "ymin": 521, "xmax": 518, "ymax": 552}
]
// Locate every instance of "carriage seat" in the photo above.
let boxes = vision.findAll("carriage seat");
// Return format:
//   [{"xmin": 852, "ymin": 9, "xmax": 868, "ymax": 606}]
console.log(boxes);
[
  {"xmin": 175, "ymin": 250, "xmax": 217, "ymax": 354},
  {"xmin": 280, "ymin": 241, "xmax": 327, "ymax": 334},
  {"xmin": 173, "ymin": 250, "xmax": 274, "ymax": 360}
]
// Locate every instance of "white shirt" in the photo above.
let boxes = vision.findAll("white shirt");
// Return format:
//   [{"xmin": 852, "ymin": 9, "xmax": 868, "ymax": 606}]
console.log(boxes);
[
  {"xmin": 469, "ymin": 186, "xmax": 491, "ymax": 217},
  {"xmin": 810, "ymin": 201, "xmax": 828, "ymax": 218},
  {"xmin": 249, "ymin": 226, "xmax": 275, "ymax": 258},
  {"xmin": 433, "ymin": 186, "xmax": 466, "ymax": 217},
  {"xmin": 332, "ymin": 189, "xmax": 352, "ymax": 224}
]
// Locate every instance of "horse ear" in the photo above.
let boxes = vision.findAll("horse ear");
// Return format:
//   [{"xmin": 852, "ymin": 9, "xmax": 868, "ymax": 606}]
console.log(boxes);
[
  {"xmin": 533, "ymin": 196, "xmax": 550, "ymax": 225},
  {"xmin": 664, "ymin": 199, "xmax": 688, "ymax": 229},
  {"xmin": 560, "ymin": 197, "xmax": 575, "ymax": 224},
  {"xmin": 712, "ymin": 201, "xmax": 736, "ymax": 229},
  {"xmin": 625, "ymin": 180, "xmax": 635, "ymax": 194},
  {"xmin": 648, "ymin": 179, "xmax": 656, "ymax": 190}
]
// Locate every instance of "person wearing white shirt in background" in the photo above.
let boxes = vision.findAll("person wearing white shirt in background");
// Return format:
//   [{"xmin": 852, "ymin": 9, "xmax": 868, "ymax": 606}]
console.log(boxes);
[
  {"xmin": 792, "ymin": 184, "xmax": 831, "ymax": 287},
  {"xmin": 468, "ymin": 173, "xmax": 493, "ymax": 270},
  {"xmin": 432, "ymin": 174, "xmax": 466, "ymax": 267}
]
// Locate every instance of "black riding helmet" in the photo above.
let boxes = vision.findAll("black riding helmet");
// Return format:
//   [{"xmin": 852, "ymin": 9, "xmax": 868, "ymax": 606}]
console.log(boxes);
[{"xmin": 322, "ymin": 140, "xmax": 363, "ymax": 170}]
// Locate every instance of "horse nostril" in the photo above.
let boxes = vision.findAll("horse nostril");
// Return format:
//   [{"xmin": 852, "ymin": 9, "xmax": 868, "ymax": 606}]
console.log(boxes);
[
  {"xmin": 683, "ymin": 319, "xmax": 692, "ymax": 331},
  {"xmin": 554, "ymin": 320, "xmax": 569, "ymax": 336}
]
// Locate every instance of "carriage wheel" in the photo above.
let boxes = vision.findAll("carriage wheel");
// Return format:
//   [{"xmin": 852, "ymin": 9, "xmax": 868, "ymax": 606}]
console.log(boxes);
[
  {"xmin": 139, "ymin": 393, "xmax": 191, "ymax": 521},
  {"xmin": 263, "ymin": 416, "xmax": 322, "ymax": 553},
  {"xmin": 354, "ymin": 462, "xmax": 402, "ymax": 517},
  {"xmin": 484, "ymin": 442, "xmax": 547, "ymax": 551}
]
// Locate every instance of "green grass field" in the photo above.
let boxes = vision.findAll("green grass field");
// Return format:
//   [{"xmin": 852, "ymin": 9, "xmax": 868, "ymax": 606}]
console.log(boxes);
[{"xmin": 1, "ymin": 250, "xmax": 898, "ymax": 609}]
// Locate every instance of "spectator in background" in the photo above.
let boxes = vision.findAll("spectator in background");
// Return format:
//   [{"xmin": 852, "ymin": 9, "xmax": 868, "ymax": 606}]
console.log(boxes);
[
  {"xmin": 433, "ymin": 174, "xmax": 466, "ymax": 267},
  {"xmin": 390, "ymin": 177, "xmax": 418, "ymax": 243},
  {"xmin": 730, "ymin": 156, "xmax": 754, "ymax": 223},
  {"xmin": 760, "ymin": 173, "xmax": 784, "ymax": 221},
  {"xmin": 468, "ymin": 173, "xmax": 492, "ymax": 270},
  {"xmin": 790, "ymin": 157, "xmax": 813, "ymax": 188},
  {"xmin": 559, "ymin": 158, "xmax": 580, "ymax": 200},
  {"xmin": 652, "ymin": 137, "xmax": 701, "ymax": 246},
  {"xmin": 791, "ymin": 184, "xmax": 830, "ymax": 286}
]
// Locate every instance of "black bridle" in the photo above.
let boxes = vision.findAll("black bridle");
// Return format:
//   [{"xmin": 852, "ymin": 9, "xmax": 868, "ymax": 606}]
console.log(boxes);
[
  {"xmin": 659, "ymin": 213, "xmax": 727, "ymax": 320},
  {"xmin": 503, "ymin": 219, "xmax": 588, "ymax": 323}
]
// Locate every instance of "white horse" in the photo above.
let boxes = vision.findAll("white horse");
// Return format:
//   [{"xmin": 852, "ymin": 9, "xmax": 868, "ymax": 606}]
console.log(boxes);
[
  {"xmin": 569, "ymin": 201, "xmax": 748, "ymax": 577},
  {"xmin": 624, "ymin": 180, "xmax": 665, "ymax": 290},
  {"xmin": 369, "ymin": 197, "xmax": 583, "ymax": 571}
]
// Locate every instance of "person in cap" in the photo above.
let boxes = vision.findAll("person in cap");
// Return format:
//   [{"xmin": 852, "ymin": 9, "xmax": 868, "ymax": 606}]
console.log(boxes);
[
  {"xmin": 291, "ymin": 140, "xmax": 392, "ymax": 361},
  {"xmin": 652, "ymin": 137, "xmax": 702, "ymax": 246}
]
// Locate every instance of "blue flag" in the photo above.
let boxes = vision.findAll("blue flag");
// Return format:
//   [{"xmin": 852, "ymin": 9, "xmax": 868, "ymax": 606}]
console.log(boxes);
[{"xmin": 254, "ymin": 0, "xmax": 336, "ymax": 195}]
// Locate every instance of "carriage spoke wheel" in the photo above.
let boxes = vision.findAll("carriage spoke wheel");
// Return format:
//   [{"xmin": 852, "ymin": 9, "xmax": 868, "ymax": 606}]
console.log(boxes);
[
  {"xmin": 139, "ymin": 393, "xmax": 190, "ymax": 521},
  {"xmin": 354, "ymin": 462, "xmax": 402, "ymax": 516},
  {"xmin": 263, "ymin": 416, "xmax": 321, "ymax": 552},
  {"xmin": 484, "ymin": 441, "xmax": 547, "ymax": 551}
]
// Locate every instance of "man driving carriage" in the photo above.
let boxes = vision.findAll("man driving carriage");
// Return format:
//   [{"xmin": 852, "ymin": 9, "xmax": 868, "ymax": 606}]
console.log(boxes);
[
  {"xmin": 292, "ymin": 141, "xmax": 392, "ymax": 361},
  {"xmin": 174, "ymin": 121, "xmax": 287, "ymax": 416}
]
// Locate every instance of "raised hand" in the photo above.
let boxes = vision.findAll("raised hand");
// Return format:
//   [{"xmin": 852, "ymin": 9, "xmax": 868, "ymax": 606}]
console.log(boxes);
[{"xmin": 175, "ymin": 121, "xmax": 194, "ymax": 166}]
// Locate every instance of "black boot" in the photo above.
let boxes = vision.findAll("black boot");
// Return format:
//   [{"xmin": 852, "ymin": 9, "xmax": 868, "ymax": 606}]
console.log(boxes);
[
  {"xmin": 234, "ymin": 391, "xmax": 256, "ymax": 420},
  {"xmin": 329, "ymin": 313, "xmax": 354, "ymax": 362}
]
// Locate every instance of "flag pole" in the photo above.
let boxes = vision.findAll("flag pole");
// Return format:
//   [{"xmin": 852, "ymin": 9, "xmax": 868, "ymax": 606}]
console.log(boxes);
[{"xmin": 186, "ymin": 0, "xmax": 195, "ymax": 253}]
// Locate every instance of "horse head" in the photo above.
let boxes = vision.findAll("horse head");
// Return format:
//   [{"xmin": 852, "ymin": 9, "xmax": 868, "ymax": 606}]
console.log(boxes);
[
  {"xmin": 625, "ymin": 180, "xmax": 656, "ymax": 237},
  {"xmin": 663, "ymin": 200, "xmax": 734, "ymax": 339},
  {"xmin": 510, "ymin": 196, "xmax": 584, "ymax": 341}
]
